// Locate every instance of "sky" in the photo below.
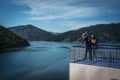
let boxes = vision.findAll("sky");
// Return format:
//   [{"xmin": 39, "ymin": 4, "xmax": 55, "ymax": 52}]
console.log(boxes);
[{"xmin": 0, "ymin": 0, "xmax": 120, "ymax": 32}]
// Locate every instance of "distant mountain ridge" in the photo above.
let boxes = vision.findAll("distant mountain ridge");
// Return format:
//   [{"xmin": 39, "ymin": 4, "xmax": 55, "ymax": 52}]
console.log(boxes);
[
  {"xmin": 0, "ymin": 25, "xmax": 29, "ymax": 50},
  {"xmin": 8, "ymin": 23, "xmax": 120, "ymax": 43},
  {"xmin": 9, "ymin": 24, "xmax": 54, "ymax": 41},
  {"xmin": 49, "ymin": 23, "xmax": 120, "ymax": 43}
]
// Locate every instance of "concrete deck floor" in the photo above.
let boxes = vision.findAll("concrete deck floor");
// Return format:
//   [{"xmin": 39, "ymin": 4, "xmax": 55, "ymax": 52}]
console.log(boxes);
[{"xmin": 75, "ymin": 57, "xmax": 120, "ymax": 69}]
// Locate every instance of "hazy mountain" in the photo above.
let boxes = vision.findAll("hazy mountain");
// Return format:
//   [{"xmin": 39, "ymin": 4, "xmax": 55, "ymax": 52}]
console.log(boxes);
[
  {"xmin": 0, "ymin": 25, "xmax": 29, "ymax": 50},
  {"xmin": 8, "ymin": 23, "xmax": 120, "ymax": 43},
  {"xmin": 49, "ymin": 23, "xmax": 120, "ymax": 43},
  {"xmin": 8, "ymin": 24, "xmax": 54, "ymax": 41}
]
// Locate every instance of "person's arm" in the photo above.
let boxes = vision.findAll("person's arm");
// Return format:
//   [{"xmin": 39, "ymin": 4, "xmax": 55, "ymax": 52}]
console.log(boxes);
[{"xmin": 81, "ymin": 37, "xmax": 86, "ymax": 44}]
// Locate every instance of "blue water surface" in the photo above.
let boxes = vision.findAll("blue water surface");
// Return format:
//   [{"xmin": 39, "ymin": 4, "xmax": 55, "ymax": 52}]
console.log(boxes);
[
  {"xmin": 0, "ymin": 41, "xmax": 77, "ymax": 80},
  {"xmin": 0, "ymin": 41, "xmax": 119, "ymax": 80}
]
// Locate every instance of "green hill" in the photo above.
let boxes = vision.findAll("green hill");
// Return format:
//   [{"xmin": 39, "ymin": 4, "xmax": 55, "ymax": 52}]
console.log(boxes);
[
  {"xmin": 49, "ymin": 23, "xmax": 120, "ymax": 43},
  {"xmin": 8, "ymin": 24, "xmax": 54, "ymax": 41},
  {"xmin": 8, "ymin": 23, "xmax": 120, "ymax": 43},
  {"xmin": 0, "ymin": 25, "xmax": 29, "ymax": 50}
]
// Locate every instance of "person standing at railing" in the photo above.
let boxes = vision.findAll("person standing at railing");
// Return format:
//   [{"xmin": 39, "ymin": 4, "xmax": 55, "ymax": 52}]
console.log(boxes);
[
  {"xmin": 91, "ymin": 35, "xmax": 98, "ymax": 60},
  {"xmin": 81, "ymin": 32, "xmax": 92, "ymax": 60}
]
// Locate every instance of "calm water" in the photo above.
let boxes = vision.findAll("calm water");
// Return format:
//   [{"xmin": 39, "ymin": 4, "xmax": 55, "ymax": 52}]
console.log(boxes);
[
  {"xmin": 0, "ymin": 41, "xmax": 119, "ymax": 80},
  {"xmin": 0, "ymin": 41, "xmax": 77, "ymax": 80}
]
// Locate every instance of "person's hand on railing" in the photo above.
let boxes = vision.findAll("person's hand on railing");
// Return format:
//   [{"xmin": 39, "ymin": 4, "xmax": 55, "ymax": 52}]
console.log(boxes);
[{"xmin": 79, "ymin": 43, "xmax": 85, "ymax": 48}]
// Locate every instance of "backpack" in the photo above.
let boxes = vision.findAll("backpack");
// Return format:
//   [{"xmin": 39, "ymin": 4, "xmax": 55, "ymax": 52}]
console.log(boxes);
[{"xmin": 91, "ymin": 39, "xmax": 98, "ymax": 46}]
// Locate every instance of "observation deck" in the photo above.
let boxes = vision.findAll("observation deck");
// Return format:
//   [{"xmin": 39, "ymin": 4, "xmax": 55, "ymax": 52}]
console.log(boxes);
[{"xmin": 69, "ymin": 46, "xmax": 120, "ymax": 80}]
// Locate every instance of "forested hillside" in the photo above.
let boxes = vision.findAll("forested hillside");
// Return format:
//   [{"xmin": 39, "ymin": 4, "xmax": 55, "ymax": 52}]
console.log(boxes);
[
  {"xmin": 9, "ymin": 24, "xmax": 54, "ymax": 41},
  {"xmin": 0, "ymin": 25, "xmax": 29, "ymax": 49},
  {"xmin": 49, "ymin": 23, "xmax": 120, "ymax": 43},
  {"xmin": 8, "ymin": 23, "xmax": 120, "ymax": 43}
]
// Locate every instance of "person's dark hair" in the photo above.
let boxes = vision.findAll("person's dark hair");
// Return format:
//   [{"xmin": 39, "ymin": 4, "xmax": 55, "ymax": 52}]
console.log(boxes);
[{"xmin": 93, "ymin": 36, "xmax": 96, "ymax": 39}]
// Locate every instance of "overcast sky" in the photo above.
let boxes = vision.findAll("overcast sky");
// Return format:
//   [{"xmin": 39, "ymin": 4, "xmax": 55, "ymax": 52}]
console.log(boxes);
[{"xmin": 0, "ymin": 0, "xmax": 120, "ymax": 32}]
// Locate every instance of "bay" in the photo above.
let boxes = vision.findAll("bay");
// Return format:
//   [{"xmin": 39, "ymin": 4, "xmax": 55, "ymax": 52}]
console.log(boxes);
[
  {"xmin": 0, "ymin": 41, "xmax": 119, "ymax": 80},
  {"xmin": 0, "ymin": 41, "xmax": 76, "ymax": 80}
]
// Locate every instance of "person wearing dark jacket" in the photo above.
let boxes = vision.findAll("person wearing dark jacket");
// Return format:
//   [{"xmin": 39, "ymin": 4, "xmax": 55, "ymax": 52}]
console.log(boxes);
[{"xmin": 81, "ymin": 33, "xmax": 92, "ymax": 60}]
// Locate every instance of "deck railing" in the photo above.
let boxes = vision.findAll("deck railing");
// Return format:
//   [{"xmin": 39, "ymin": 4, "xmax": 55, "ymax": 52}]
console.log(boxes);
[{"xmin": 71, "ymin": 46, "xmax": 120, "ymax": 68}]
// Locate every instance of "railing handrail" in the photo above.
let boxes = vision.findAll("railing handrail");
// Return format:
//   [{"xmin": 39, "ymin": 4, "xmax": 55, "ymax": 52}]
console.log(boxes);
[
  {"xmin": 71, "ymin": 47, "xmax": 120, "ymax": 68},
  {"xmin": 72, "ymin": 45, "xmax": 120, "ymax": 50}
]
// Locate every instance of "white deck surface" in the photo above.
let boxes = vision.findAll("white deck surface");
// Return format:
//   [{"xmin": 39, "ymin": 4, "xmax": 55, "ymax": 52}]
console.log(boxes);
[{"xmin": 69, "ymin": 63, "xmax": 120, "ymax": 80}]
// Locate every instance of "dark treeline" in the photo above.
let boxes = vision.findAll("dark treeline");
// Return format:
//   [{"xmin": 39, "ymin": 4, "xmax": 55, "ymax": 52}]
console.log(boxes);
[
  {"xmin": 48, "ymin": 23, "xmax": 120, "ymax": 43},
  {"xmin": 7, "ymin": 23, "xmax": 120, "ymax": 43},
  {"xmin": 0, "ymin": 25, "xmax": 29, "ymax": 50},
  {"xmin": 9, "ymin": 24, "xmax": 54, "ymax": 41}
]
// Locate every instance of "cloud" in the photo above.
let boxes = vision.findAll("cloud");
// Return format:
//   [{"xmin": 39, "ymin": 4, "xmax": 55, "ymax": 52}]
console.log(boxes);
[
  {"xmin": 13, "ymin": 0, "xmax": 120, "ymax": 32},
  {"xmin": 14, "ymin": 0, "xmax": 69, "ymax": 15},
  {"xmin": 14, "ymin": 0, "xmax": 120, "ymax": 19},
  {"xmin": 14, "ymin": 0, "xmax": 102, "ymax": 20},
  {"xmin": 27, "ymin": 7, "xmax": 99, "ymax": 20},
  {"xmin": 28, "ymin": 15, "xmax": 61, "ymax": 20},
  {"xmin": 14, "ymin": 0, "xmax": 120, "ymax": 21}
]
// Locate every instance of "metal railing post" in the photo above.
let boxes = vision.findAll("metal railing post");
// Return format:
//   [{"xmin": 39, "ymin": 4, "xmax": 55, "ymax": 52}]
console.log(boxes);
[{"xmin": 71, "ymin": 47, "xmax": 120, "ymax": 68}]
